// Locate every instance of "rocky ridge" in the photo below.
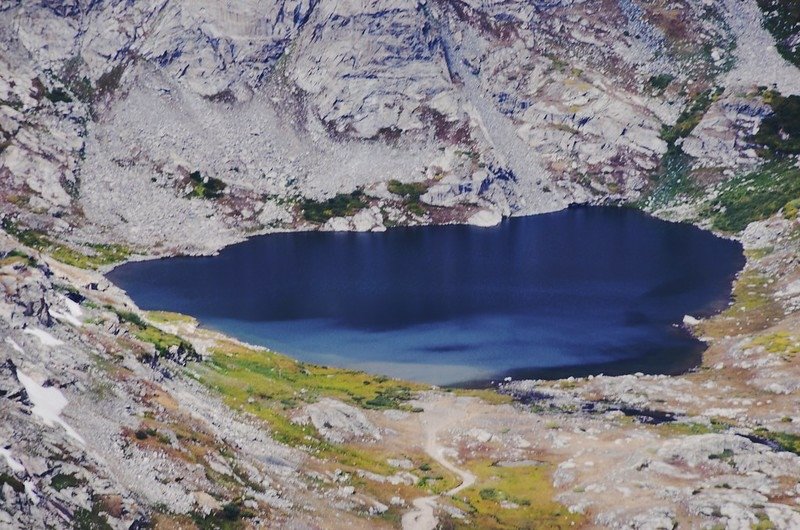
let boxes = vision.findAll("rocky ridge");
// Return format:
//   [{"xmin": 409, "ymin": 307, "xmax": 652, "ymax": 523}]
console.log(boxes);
[
  {"xmin": 2, "ymin": 1, "xmax": 800, "ymax": 529},
  {"xmin": 2, "ymin": 0, "xmax": 797, "ymax": 253}
]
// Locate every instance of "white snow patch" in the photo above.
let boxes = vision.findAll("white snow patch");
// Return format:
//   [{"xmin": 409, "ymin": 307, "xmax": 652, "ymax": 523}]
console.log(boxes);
[
  {"xmin": 49, "ymin": 309, "xmax": 82, "ymax": 328},
  {"xmin": 0, "ymin": 446, "xmax": 25, "ymax": 473},
  {"xmin": 4, "ymin": 337, "xmax": 24, "ymax": 353},
  {"xmin": 23, "ymin": 328, "xmax": 63, "ymax": 347},
  {"xmin": 16, "ymin": 371, "xmax": 85, "ymax": 444}
]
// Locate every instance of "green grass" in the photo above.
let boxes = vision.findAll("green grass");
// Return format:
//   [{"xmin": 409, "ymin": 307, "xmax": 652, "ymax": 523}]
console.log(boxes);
[
  {"xmin": 784, "ymin": 198, "xmax": 800, "ymax": 219},
  {"xmin": 699, "ymin": 269, "xmax": 783, "ymax": 338},
  {"xmin": 658, "ymin": 419, "xmax": 730, "ymax": 437},
  {"xmin": 701, "ymin": 90, "xmax": 800, "ymax": 232},
  {"xmin": 752, "ymin": 428, "xmax": 800, "ymax": 455},
  {"xmin": 642, "ymin": 88, "xmax": 724, "ymax": 210},
  {"xmin": 145, "ymin": 311, "xmax": 196, "ymax": 325},
  {"xmin": 447, "ymin": 460, "xmax": 582, "ymax": 530},
  {"xmin": 301, "ymin": 190, "xmax": 367, "ymax": 223},
  {"xmin": 115, "ymin": 309, "xmax": 197, "ymax": 359},
  {"xmin": 193, "ymin": 340, "xmax": 428, "ymax": 474},
  {"xmin": 1, "ymin": 219, "xmax": 130, "ymax": 269},
  {"xmin": 757, "ymin": 0, "xmax": 800, "ymax": 66},
  {"xmin": 703, "ymin": 158, "xmax": 800, "ymax": 232},
  {"xmin": 387, "ymin": 180, "xmax": 428, "ymax": 202},
  {"xmin": 200, "ymin": 341, "xmax": 423, "ymax": 414},
  {"xmin": 749, "ymin": 332, "xmax": 800, "ymax": 357},
  {"xmin": 189, "ymin": 171, "xmax": 227, "ymax": 199}
]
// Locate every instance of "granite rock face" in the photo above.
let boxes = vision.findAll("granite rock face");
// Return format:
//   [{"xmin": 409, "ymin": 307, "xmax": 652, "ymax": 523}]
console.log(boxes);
[
  {"xmin": 2, "ymin": 4, "xmax": 800, "ymax": 527},
  {"xmin": 2, "ymin": 0, "xmax": 800, "ymax": 253}
]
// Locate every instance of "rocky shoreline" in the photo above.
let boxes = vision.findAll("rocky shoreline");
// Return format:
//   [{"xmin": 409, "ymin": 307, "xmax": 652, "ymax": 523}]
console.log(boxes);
[{"xmin": 3, "ymin": 0, "xmax": 800, "ymax": 528}]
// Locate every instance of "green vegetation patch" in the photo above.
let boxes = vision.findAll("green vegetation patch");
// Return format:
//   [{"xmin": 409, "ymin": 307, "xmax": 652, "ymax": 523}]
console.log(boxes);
[
  {"xmin": 387, "ymin": 179, "xmax": 429, "ymax": 216},
  {"xmin": 447, "ymin": 460, "xmax": 582, "ymax": 530},
  {"xmin": 59, "ymin": 56, "xmax": 95, "ymax": 105},
  {"xmin": 640, "ymin": 149, "xmax": 704, "ymax": 210},
  {"xmin": 145, "ymin": 310, "xmax": 196, "ymax": 325},
  {"xmin": 755, "ymin": 92, "xmax": 800, "ymax": 154},
  {"xmin": 0, "ymin": 473, "xmax": 25, "ymax": 497},
  {"xmin": 649, "ymin": 74, "xmax": 675, "ymax": 91},
  {"xmin": 757, "ymin": 0, "xmax": 800, "ymax": 67},
  {"xmin": 387, "ymin": 180, "xmax": 428, "ymax": 202},
  {"xmin": 753, "ymin": 512, "xmax": 776, "ymax": 530},
  {"xmin": 192, "ymin": 340, "xmax": 428, "ymax": 476},
  {"xmin": 189, "ymin": 171, "xmax": 227, "ymax": 199},
  {"xmin": 659, "ymin": 419, "xmax": 730, "ymax": 437},
  {"xmin": 133, "ymin": 426, "xmax": 171, "ymax": 445},
  {"xmin": 201, "ymin": 342, "xmax": 421, "ymax": 413},
  {"xmin": 642, "ymin": 88, "xmax": 725, "ymax": 210},
  {"xmin": 50, "ymin": 473, "xmax": 81, "ymax": 491},
  {"xmin": 44, "ymin": 87, "xmax": 73, "ymax": 104},
  {"xmin": 703, "ymin": 158, "xmax": 800, "ymax": 232},
  {"xmin": 0, "ymin": 250, "xmax": 37, "ymax": 268},
  {"xmin": 701, "ymin": 91, "xmax": 800, "ymax": 232},
  {"xmin": 115, "ymin": 309, "xmax": 197, "ymax": 359},
  {"xmin": 661, "ymin": 87, "xmax": 723, "ymax": 148},
  {"xmin": 73, "ymin": 503, "xmax": 112, "ymax": 530},
  {"xmin": 1, "ymin": 219, "xmax": 131, "ymax": 270},
  {"xmin": 749, "ymin": 332, "xmax": 800, "ymax": 357},
  {"xmin": 784, "ymin": 198, "xmax": 800, "ymax": 220},
  {"xmin": 191, "ymin": 501, "xmax": 254, "ymax": 530},
  {"xmin": 699, "ymin": 269, "xmax": 783, "ymax": 338},
  {"xmin": 301, "ymin": 190, "xmax": 367, "ymax": 223},
  {"xmin": 752, "ymin": 428, "xmax": 800, "ymax": 455}
]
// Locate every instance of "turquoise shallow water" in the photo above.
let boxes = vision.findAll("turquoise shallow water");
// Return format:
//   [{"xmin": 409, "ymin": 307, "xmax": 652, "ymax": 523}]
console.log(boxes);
[{"xmin": 107, "ymin": 206, "xmax": 744, "ymax": 386}]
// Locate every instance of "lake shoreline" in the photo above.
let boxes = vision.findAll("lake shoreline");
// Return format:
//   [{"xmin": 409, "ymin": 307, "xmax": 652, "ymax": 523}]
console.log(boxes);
[{"xmin": 108, "ymin": 205, "xmax": 745, "ymax": 386}]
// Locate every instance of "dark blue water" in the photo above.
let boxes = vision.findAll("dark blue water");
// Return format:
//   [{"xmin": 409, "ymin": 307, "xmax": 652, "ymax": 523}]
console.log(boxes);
[{"xmin": 107, "ymin": 207, "xmax": 744, "ymax": 386}]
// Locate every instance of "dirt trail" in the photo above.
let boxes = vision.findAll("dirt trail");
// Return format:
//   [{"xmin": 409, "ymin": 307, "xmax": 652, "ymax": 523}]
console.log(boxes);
[{"xmin": 401, "ymin": 396, "xmax": 477, "ymax": 530}]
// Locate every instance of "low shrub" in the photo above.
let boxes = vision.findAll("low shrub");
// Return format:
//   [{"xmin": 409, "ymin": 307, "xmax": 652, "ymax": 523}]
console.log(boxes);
[{"xmin": 301, "ymin": 190, "xmax": 366, "ymax": 223}]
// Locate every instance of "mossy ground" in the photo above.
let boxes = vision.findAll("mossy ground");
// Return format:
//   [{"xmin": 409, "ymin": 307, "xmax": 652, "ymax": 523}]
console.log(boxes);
[
  {"xmin": 444, "ymin": 460, "xmax": 582, "ymax": 530},
  {"xmin": 387, "ymin": 180, "xmax": 430, "ymax": 216},
  {"xmin": 114, "ymin": 309, "xmax": 197, "ymax": 359},
  {"xmin": 698, "ymin": 270, "xmax": 783, "ymax": 337},
  {"xmin": 1, "ymin": 219, "xmax": 130, "ymax": 269},
  {"xmin": 145, "ymin": 311, "xmax": 197, "ymax": 325},
  {"xmin": 191, "ymin": 340, "xmax": 429, "ymax": 473},
  {"xmin": 658, "ymin": 418, "xmax": 731, "ymax": 437},
  {"xmin": 752, "ymin": 428, "xmax": 800, "ymax": 455},
  {"xmin": 749, "ymin": 332, "xmax": 800, "ymax": 358}
]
